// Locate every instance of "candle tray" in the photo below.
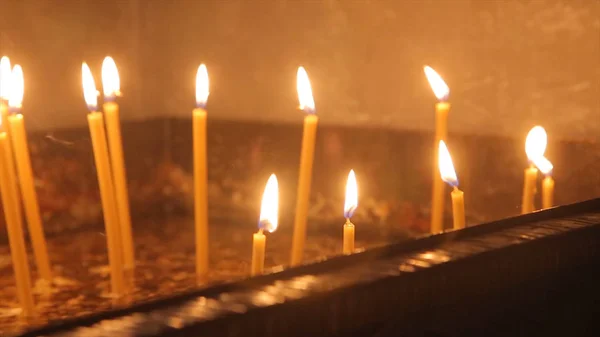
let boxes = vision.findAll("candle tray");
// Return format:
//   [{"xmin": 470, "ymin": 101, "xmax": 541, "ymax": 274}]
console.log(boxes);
[{"xmin": 15, "ymin": 197, "xmax": 600, "ymax": 337}]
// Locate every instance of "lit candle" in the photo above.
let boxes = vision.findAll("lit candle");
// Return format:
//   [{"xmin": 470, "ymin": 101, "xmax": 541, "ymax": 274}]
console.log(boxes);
[
  {"xmin": 251, "ymin": 174, "xmax": 279, "ymax": 276},
  {"xmin": 83, "ymin": 63, "xmax": 125, "ymax": 297},
  {"xmin": 194, "ymin": 64, "xmax": 210, "ymax": 283},
  {"xmin": 424, "ymin": 66, "xmax": 450, "ymax": 234},
  {"xmin": 290, "ymin": 66, "xmax": 318, "ymax": 266},
  {"xmin": 522, "ymin": 126, "xmax": 547, "ymax": 214},
  {"xmin": 7, "ymin": 65, "xmax": 52, "ymax": 282},
  {"xmin": 343, "ymin": 170, "xmax": 358, "ymax": 255},
  {"xmin": 438, "ymin": 141, "xmax": 465, "ymax": 230},
  {"xmin": 533, "ymin": 156, "xmax": 554, "ymax": 209},
  {"xmin": 101, "ymin": 57, "xmax": 135, "ymax": 289},
  {"xmin": 0, "ymin": 123, "xmax": 35, "ymax": 317}
]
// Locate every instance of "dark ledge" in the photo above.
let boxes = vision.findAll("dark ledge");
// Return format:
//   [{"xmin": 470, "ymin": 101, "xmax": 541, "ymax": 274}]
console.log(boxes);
[{"xmin": 16, "ymin": 199, "xmax": 600, "ymax": 337}]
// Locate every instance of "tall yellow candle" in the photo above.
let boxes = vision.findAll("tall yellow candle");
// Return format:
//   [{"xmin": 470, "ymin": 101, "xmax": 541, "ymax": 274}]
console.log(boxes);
[
  {"xmin": 252, "ymin": 174, "xmax": 278, "ymax": 276},
  {"xmin": 438, "ymin": 141, "xmax": 465, "ymax": 230},
  {"xmin": 291, "ymin": 67, "xmax": 318, "ymax": 266},
  {"xmin": 424, "ymin": 66, "xmax": 450, "ymax": 233},
  {"xmin": 533, "ymin": 156, "xmax": 554, "ymax": 209},
  {"xmin": 194, "ymin": 64, "xmax": 210, "ymax": 283},
  {"xmin": 83, "ymin": 63, "xmax": 125, "ymax": 297},
  {"xmin": 522, "ymin": 126, "xmax": 547, "ymax": 214},
  {"xmin": 0, "ymin": 131, "xmax": 35, "ymax": 317},
  {"xmin": 7, "ymin": 65, "xmax": 52, "ymax": 282},
  {"xmin": 343, "ymin": 170, "xmax": 358, "ymax": 255},
  {"xmin": 102, "ymin": 57, "xmax": 135, "ymax": 289}
]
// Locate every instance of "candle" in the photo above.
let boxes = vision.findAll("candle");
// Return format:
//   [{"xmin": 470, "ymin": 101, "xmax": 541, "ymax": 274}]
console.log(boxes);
[
  {"xmin": 7, "ymin": 65, "xmax": 52, "ymax": 282},
  {"xmin": 252, "ymin": 174, "xmax": 279, "ymax": 276},
  {"xmin": 343, "ymin": 170, "xmax": 358, "ymax": 255},
  {"xmin": 291, "ymin": 66, "xmax": 318, "ymax": 266},
  {"xmin": 522, "ymin": 126, "xmax": 547, "ymax": 214},
  {"xmin": 438, "ymin": 141, "xmax": 465, "ymax": 229},
  {"xmin": 533, "ymin": 156, "xmax": 554, "ymax": 209},
  {"xmin": 101, "ymin": 57, "xmax": 135, "ymax": 289},
  {"xmin": 424, "ymin": 66, "xmax": 450, "ymax": 234},
  {"xmin": 0, "ymin": 129, "xmax": 35, "ymax": 317},
  {"xmin": 194, "ymin": 64, "xmax": 210, "ymax": 283},
  {"xmin": 83, "ymin": 63, "xmax": 125, "ymax": 297}
]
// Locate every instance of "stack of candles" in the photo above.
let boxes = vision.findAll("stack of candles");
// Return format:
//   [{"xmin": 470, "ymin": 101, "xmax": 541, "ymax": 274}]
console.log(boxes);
[{"xmin": 0, "ymin": 56, "xmax": 562, "ymax": 319}]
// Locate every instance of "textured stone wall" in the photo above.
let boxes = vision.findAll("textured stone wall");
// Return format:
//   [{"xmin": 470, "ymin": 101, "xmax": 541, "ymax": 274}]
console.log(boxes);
[{"xmin": 0, "ymin": 0, "xmax": 598, "ymax": 140}]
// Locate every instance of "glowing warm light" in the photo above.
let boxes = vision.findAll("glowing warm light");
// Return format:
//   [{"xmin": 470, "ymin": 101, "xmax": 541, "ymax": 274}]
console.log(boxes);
[
  {"xmin": 525, "ymin": 126, "xmax": 547, "ymax": 161},
  {"xmin": 438, "ymin": 140, "xmax": 459, "ymax": 187},
  {"xmin": 0, "ymin": 56, "xmax": 11, "ymax": 100},
  {"xmin": 259, "ymin": 174, "xmax": 279, "ymax": 233},
  {"xmin": 195, "ymin": 64, "xmax": 210, "ymax": 108},
  {"xmin": 101, "ymin": 56, "xmax": 121, "ymax": 99},
  {"xmin": 297, "ymin": 66, "xmax": 315, "ymax": 113},
  {"xmin": 8, "ymin": 65, "xmax": 24, "ymax": 110},
  {"xmin": 344, "ymin": 170, "xmax": 358, "ymax": 219},
  {"xmin": 533, "ymin": 156, "xmax": 553, "ymax": 175},
  {"xmin": 424, "ymin": 66, "xmax": 449, "ymax": 101},
  {"xmin": 82, "ymin": 63, "xmax": 99, "ymax": 111}
]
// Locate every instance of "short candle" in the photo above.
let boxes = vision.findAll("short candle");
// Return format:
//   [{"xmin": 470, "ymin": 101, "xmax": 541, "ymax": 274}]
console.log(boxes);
[
  {"xmin": 522, "ymin": 126, "xmax": 547, "ymax": 214},
  {"xmin": 438, "ymin": 141, "xmax": 465, "ymax": 230},
  {"xmin": 343, "ymin": 170, "xmax": 358, "ymax": 255},
  {"xmin": 251, "ymin": 174, "xmax": 279, "ymax": 276},
  {"xmin": 533, "ymin": 156, "xmax": 554, "ymax": 209}
]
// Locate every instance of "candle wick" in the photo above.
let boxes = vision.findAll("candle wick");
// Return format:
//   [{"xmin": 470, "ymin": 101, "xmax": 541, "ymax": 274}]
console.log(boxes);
[
  {"xmin": 453, "ymin": 186, "xmax": 459, "ymax": 192},
  {"xmin": 258, "ymin": 228, "xmax": 264, "ymax": 235},
  {"xmin": 345, "ymin": 218, "xmax": 352, "ymax": 226}
]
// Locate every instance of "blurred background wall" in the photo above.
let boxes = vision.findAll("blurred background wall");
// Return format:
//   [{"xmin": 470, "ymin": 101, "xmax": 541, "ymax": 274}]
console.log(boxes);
[{"xmin": 0, "ymin": 0, "xmax": 598, "ymax": 140}]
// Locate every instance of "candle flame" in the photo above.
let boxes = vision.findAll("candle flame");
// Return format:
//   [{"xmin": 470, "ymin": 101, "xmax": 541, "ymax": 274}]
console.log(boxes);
[
  {"xmin": 344, "ymin": 170, "xmax": 358, "ymax": 219},
  {"xmin": 297, "ymin": 66, "xmax": 315, "ymax": 114},
  {"xmin": 424, "ymin": 66, "xmax": 449, "ymax": 101},
  {"xmin": 82, "ymin": 63, "xmax": 99, "ymax": 111},
  {"xmin": 101, "ymin": 56, "xmax": 121, "ymax": 99},
  {"xmin": 525, "ymin": 126, "xmax": 547, "ymax": 161},
  {"xmin": 0, "ymin": 56, "xmax": 11, "ymax": 100},
  {"xmin": 8, "ymin": 65, "xmax": 24, "ymax": 110},
  {"xmin": 195, "ymin": 64, "xmax": 209, "ymax": 108},
  {"xmin": 533, "ymin": 156, "xmax": 553, "ymax": 175},
  {"xmin": 259, "ymin": 174, "xmax": 279, "ymax": 233},
  {"xmin": 438, "ymin": 140, "xmax": 459, "ymax": 187}
]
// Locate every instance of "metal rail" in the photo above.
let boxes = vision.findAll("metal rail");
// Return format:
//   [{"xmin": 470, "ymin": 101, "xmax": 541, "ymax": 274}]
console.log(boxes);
[{"xmin": 19, "ymin": 198, "xmax": 600, "ymax": 337}]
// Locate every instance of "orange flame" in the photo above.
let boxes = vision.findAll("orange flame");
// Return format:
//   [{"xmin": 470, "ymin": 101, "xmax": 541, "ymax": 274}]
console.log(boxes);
[
  {"xmin": 533, "ymin": 156, "xmax": 553, "ymax": 175},
  {"xmin": 101, "ymin": 56, "xmax": 121, "ymax": 99},
  {"xmin": 424, "ymin": 66, "xmax": 449, "ymax": 101},
  {"xmin": 82, "ymin": 63, "xmax": 99, "ymax": 111},
  {"xmin": 259, "ymin": 174, "xmax": 279, "ymax": 233},
  {"xmin": 344, "ymin": 170, "xmax": 358, "ymax": 219},
  {"xmin": 8, "ymin": 65, "xmax": 24, "ymax": 110},
  {"xmin": 0, "ymin": 56, "xmax": 11, "ymax": 100},
  {"xmin": 297, "ymin": 66, "xmax": 315, "ymax": 113},
  {"xmin": 525, "ymin": 126, "xmax": 547, "ymax": 161},
  {"xmin": 195, "ymin": 64, "xmax": 209, "ymax": 108},
  {"xmin": 438, "ymin": 140, "xmax": 458, "ymax": 187}
]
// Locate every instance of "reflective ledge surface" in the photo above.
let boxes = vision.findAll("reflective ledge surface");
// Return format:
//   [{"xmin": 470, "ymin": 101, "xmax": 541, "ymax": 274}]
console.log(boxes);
[{"xmin": 16, "ymin": 198, "xmax": 600, "ymax": 337}]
